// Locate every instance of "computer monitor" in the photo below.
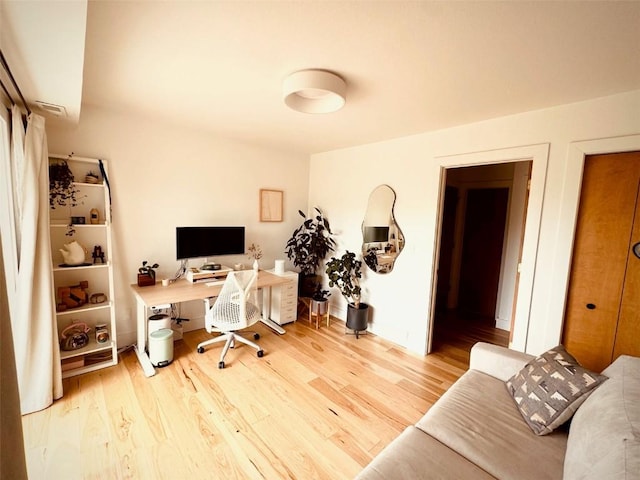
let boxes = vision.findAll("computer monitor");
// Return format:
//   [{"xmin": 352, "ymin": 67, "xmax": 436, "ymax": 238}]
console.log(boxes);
[
  {"xmin": 363, "ymin": 226, "xmax": 389, "ymax": 243},
  {"xmin": 176, "ymin": 226, "xmax": 245, "ymax": 261}
]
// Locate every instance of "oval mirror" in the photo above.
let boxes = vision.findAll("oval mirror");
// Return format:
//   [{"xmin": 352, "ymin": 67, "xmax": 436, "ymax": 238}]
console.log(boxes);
[{"xmin": 362, "ymin": 184, "xmax": 404, "ymax": 274}]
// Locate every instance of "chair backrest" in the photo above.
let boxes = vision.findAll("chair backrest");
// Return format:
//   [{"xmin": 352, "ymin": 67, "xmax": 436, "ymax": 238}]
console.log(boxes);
[{"xmin": 204, "ymin": 270, "xmax": 260, "ymax": 331}]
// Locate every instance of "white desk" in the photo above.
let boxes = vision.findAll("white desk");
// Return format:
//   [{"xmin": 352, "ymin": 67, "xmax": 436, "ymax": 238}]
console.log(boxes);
[{"xmin": 130, "ymin": 270, "xmax": 291, "ymax": 377}]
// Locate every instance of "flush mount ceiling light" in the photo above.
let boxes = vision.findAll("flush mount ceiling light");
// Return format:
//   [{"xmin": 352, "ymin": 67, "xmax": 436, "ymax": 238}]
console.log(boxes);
[{"xmin": 283, "ymin": 69, "xmax": 346, "ymax": 114}]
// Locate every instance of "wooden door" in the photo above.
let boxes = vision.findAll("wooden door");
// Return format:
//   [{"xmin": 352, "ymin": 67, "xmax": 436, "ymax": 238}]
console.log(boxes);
[
  {"xmin": 458, "ymin": 188, "xmax": 509, "ymax": 317},
  {"xmin": 563, "ymin": 152, "xmax": 640, "ymax": 372},
  {"xmin": 616, "ymin": 203, "xmax": 640, "ymax": 360}
]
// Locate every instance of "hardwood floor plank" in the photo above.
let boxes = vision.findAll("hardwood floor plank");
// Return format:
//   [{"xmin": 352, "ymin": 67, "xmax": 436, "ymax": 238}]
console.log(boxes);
[{"xmin": 22, "ymin": 316, "xmax": 506, "ymax": 479}]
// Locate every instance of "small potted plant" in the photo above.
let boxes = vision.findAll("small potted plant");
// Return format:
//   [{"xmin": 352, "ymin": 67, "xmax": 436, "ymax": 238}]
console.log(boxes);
[
  {"xmin": 310, "ymin": 284, "xmax": 331, "ymax": 316},
  {"xmin": 325, "ymin": 250, "xmax": 369, "ymax": 338},
  {"xmin": 247, "ymin": 243, "xmax": 263, "ymax": 270},
  {"xmin": 138, "ymin": 261, "xmax": 159, "ymax": 287},
  {"xmin": 285, "ymin": 207, "xmax": 336, "ymax": 297}
]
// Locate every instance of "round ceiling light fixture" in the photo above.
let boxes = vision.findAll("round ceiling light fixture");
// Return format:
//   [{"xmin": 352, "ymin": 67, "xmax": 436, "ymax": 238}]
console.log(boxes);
[{"xmin": 283, "ymin": 69, "xmax": 346, "ymax": 114}]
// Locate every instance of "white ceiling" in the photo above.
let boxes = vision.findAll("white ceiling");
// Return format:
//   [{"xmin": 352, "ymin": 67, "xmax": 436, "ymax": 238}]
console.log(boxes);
[{"xmin": 3, "ymin": 1, "xmax": 640, "ymax": 155}]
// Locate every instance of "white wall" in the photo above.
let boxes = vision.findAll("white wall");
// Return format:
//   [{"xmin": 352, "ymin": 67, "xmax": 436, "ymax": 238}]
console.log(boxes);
[
  {"xmin": 310, "ymin": 90, "xmax": 640, "ymax": 356},
  {"xmin": 47, "ymin": 105, "xmax": 309, "ymax": 346}
]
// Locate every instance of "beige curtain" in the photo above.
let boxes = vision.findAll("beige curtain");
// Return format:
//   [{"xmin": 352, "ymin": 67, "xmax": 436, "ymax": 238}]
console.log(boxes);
[{"xmin": 11, "ymin": 106, "xmax": 62, "ymax": 414}]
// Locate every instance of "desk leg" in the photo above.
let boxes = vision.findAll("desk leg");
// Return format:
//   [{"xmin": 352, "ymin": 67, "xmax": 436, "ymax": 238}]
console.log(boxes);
[
  {"xmin": 134, "ymin": 297, "xmax": 156, "ymax": 377},
  {"xmin": 259, "ymin": 285, "xmax": 285, "ymax": 335}
]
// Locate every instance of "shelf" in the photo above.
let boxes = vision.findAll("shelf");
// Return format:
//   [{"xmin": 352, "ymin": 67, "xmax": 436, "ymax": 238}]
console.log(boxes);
[
  {"xmin": 72, "ymin": 181, "xmax": 105, "ymax": 188},
  {"xmin": 60, "ymin": 338, "xmax": 114, "ymax": 360},
  {"xmin": 50, "ymin": 222, "xmax": 109, "ymax": 228},
  {"xmin": 53, "ymin": 262, "xmax": 111, "ymax": 272},
  {"xmin": 61, "ymin": 358, "xmax": 116, "ymax": 379},
  {"xmin": 56, "ymin": 301, "xmax": 112, "ymax": 317}
]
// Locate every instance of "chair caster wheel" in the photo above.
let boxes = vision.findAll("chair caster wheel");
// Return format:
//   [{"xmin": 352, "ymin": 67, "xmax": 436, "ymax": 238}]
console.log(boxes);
[
  {"xmin": 257, "ymin": 350, "xmax": 264, "ymax": 358},
  {"xmin": 254, "ymin": 333, "xmax": 260, "ymax": 340},
  {"xmin": 218, "ymin": 361, "xmax": 225, "ymax": 369},
  {"xmin": 197, "ymin": 347, "xmax": 205, "ymax": 354}
]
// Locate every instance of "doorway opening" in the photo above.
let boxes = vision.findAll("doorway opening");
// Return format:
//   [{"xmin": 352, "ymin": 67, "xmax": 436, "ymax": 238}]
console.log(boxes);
[{"xmin": 431, "ymin": 161, "xmax": 532, "ymax": 356}]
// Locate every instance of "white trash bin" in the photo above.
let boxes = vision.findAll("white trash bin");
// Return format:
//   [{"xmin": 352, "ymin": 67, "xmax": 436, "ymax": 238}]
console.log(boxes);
[
  {"xmin": 149, "ymin": 328, "xmax": 173, "ymax": 367},
  {"xmin": 148, "ymin": 313, "xmax": 171, "ymax": 341}
]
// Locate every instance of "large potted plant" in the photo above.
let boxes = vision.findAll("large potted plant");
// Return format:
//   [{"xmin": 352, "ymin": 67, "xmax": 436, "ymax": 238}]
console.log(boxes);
[
  {"xmin": 325, "ymin": 250, "xmax": 369, "ymax": 338},
  {"xmin": 285, "ymin": 207, "xmax": 336, "ymax": 296}
]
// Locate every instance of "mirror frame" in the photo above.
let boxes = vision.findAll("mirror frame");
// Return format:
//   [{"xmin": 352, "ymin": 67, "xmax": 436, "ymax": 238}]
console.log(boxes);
[{"xmin": 361, "ymin": 184, "xmax": 404, "ymax": 274}]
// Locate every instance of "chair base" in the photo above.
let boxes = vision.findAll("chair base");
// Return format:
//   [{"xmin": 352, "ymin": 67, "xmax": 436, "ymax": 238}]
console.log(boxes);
[{"xmin": 196, "ymin": 331, "xmax": 264, "ymax": 368}]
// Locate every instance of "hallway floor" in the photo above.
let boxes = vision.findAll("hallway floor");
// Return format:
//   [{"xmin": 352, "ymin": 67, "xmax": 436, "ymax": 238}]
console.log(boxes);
[{"xmin": 430, "ymin": 310, "xmax": 510, "ymax": 368}]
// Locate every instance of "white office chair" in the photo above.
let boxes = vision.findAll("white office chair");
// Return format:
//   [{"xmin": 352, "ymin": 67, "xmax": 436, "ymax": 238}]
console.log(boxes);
[{"xmin": 196, "ymin": 270, "xmax": 264, "ymax": 368}]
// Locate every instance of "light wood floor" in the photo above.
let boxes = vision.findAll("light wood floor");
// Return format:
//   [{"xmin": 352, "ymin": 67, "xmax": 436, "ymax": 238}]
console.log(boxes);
[{"xmin": 21, "ymin": 316, "xmax": 499, "ymax": 480}]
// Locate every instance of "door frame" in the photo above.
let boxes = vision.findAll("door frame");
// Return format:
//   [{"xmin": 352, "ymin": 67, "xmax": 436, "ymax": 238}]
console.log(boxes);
[
  {"xmin": 429, "ymin": 144, "xmax": 549, "ymax": 353},
  {"xmin": 550, "ymin": 135, "xmax": 640, "ymax": 342}
]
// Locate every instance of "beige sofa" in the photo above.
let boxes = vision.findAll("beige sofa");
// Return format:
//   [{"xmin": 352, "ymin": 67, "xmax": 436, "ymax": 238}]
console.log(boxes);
[{"xmin": 356, "ymin": 342, "xmax": 640, "ymax": 480}]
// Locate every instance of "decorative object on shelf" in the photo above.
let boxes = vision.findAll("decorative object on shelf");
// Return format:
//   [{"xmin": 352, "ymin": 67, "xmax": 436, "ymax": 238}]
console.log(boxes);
[
  {"xmin": 95, "ymin": 324, "xmax": 109, "ymax": 344},
  {"xmin": 57, "ymin": 281, "xmax": 90, "ymax": 310},
  {"xmin": 49, "ymin": 154, "xmax": 81, "ymax": 209},
  {"xmin": 59, "ymin": 240, "xmax": 87, "ymax": 266},
  {"xmin": 89, "ymin": 208, "xmax": 99, "ymax": 224},
  {"xmin": 89, "ymin": 292, "xmax": 107, "ymax": 304},
  {"xmin": 325, "ymin": 250, "xmax": 369, "ymax": 338},
  {"xmin": 60, "ymin": 322, "xmax": 91, "ymax": 351},
  {"xmin": 285, "ymin": 207, "xmax": 336, "ymax": 297},
  {"xmin": 247, "ymin": 243, "xmax": 263, "ymax": 270},
  {"xmin": 138, "ymin": 260, "xmax": 159, "ymax": 287},
  {"xmin": 85, "ymin": 171, "xmax": 100, "ymax": 184},
  {"xmin": 260, "ymin": 189, "xmax": 283, "ymax": 222},
  {"xmin": 71, "ymin": 216, "xmax": 85, "ymax": 224},
  {"xmin": 92, "ymin": 245, "xmax": 105, "ymax": 264}
]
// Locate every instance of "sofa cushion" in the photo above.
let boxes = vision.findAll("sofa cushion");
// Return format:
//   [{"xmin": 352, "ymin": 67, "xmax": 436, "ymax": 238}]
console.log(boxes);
[
  {"xmin": 563, "ymin": 355, "xmax": 640, "ymax": 480},
  {"xmin": 417, "ymin": 369, "xmax": 567, "ymax": 480},
  {"xmin": 470, "ymin": 341, "xmax": 534, "ymax": 382},
  {"xmin": 354, "ymin": 426, "xmax": 496, "ymax": 480},
  {"xmin": 506, "ymin": 345, "xmax": 607, "ymax": 435}
]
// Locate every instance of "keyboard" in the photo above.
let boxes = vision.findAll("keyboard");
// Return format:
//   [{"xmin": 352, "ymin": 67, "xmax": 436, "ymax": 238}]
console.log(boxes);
[{"xmin": 205, "ymin": 280, "xmax": 225, "ymax": 287}]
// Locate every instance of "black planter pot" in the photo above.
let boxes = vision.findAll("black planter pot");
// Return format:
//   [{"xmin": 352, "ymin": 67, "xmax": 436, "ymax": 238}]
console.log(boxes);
[{"xmin": 346, "ymin": 303, "xmax": 369, "ymax": 339}]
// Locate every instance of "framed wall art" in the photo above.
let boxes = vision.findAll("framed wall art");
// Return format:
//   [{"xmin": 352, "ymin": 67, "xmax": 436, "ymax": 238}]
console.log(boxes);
[{"xmin": 260, "ymin": 189, "xmax": 283, "ymax": 222}]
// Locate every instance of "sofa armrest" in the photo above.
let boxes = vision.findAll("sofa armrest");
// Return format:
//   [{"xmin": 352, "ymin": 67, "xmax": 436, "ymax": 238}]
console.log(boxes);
[{"xmin": 469, "ymin": 342, "xmax": 534, "ymax": 382}]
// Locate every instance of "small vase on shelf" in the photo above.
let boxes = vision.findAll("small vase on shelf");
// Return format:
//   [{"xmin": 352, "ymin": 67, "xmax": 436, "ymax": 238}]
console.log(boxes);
[{"xmin": 253, "ymin": 259, "xmax": 259, "ymax": 271}]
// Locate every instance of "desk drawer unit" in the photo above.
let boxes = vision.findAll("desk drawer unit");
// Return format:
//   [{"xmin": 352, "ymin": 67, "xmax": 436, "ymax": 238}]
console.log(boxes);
[{"xmin": 269, "ymin": 271, "xmax": 298, "ymax": 325}]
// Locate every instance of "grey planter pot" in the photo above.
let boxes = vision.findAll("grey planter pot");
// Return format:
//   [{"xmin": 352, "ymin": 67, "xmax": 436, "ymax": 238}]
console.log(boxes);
[
  {"xmin": 310, "ymin": 299, "xmax": 329, "ymax": 315},
  {"xmin": 346, "ymin": 303, "xmax": 369, "ymax": 338}
]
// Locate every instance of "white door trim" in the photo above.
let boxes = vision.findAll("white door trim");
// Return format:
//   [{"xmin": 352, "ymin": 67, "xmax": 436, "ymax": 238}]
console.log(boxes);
[{"xmin": 431, "ymin": 143, "xmax": 550, "ymax": 352}]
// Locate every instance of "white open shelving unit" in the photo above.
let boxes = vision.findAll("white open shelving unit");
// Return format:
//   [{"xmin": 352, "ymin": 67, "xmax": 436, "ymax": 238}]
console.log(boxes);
[{"xmin": 49, "ymin": 154, "xmax": 118, "ymax": 378}]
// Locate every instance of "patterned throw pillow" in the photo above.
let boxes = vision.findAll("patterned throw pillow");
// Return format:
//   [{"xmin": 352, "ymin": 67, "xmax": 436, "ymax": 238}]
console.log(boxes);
[{"xmin": 506, "ymin": 345, "xmax": 607, "ymax": 435}]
